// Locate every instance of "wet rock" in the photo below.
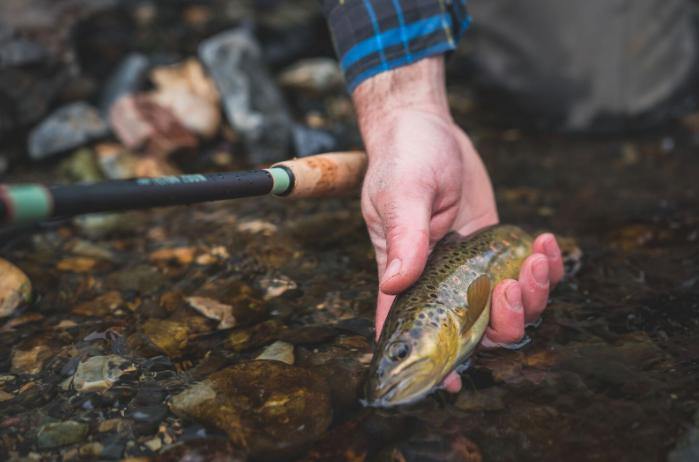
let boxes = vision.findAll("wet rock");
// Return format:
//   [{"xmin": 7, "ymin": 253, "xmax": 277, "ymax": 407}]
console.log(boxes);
[
  {"xmin": 149, "ymin": 58, "xmax": 221, "ymax": 138},
  {"xmin": 279, "ymin": 58, "xmax": 344, "ymax": 94},
  {"xmin": 226, "ymin": 319, "xmax": 286, "ymax": 352},
  {"xmin": 199, "ymin": 28, "xmax": 292, "ymax": 164},
  {"xmin": 0, "ymin": 32, "xmax": 48, "ymax": 68},
  {"xmin": 170, "ymin": 360, "xmax": 332, "ymax": 459},
  {"xmin": 142, "ymin": 319, "xmax": 189, "ymax": 358},
  {"xmin": 100, "ymin": 52, "xmax": 150, "ymax": 115},
  {"xmin": 376, "ymin": 432, "xmax": 482, "ymax": 462},
  {"xmin": 155, "ymin": 437, "xmax": 246, "ymax": 462},
  {"xmin": 72, "ymin": 355, "xmax": 135, "ymax": 393},
  {"xmin": 109, "ymin": 93, "xmax": 198, "ymax": 156},
  {"xmin": 256, "ymin": 340, "xmax": 294, "ymax": 365},
  {"xmin": 28, "ymin": 102, "xmax": 109, "ymax": 160},
  {"xmin": 454, "ymin": 387, "xmax": 506, "ymax": 412},
  {"xmin": 0, "ymin": 258, "xmax": 31, "ymax": 318},
  {"xmin": 72, "ymin": 291, "xmax": 124, "ymax": 317},
  {"xmin": 292, "ymin": 123, "xmax": 339, "ymax": 158},
  {"xmin": 11, "ymin": 340, "xmax": 52, "ymax": 375},
  {"xmin": 36, "ymin": 421, "xmax": 88, "ymax": 449},
  {"xmin": 150, "ymin": 247, "xmax": 195, "ymax": 266},
  {"xmin": 56, "ymin": 256, "xmax": 98, "ymax": 273},
  {"xmin": 257, "ymin": 274, "xmax": 298, "ymax": 300},
  {"xmin": 185, "ymin": 296, "xmax": 236, "ymax": 330},
  {"xmin": 95, "ymin": 142, "xmax": 179, "ymax": 179},
  {"xmin": 190, "ymin": 279, "xmax": 267, "ymax": 329},
  {"xmin": 105, "ymin": 264, "xmax": 166, "ymax": 294},
  {"xmin": 669, "ymin": 411, "xmax": 699, "ymax": 462}
]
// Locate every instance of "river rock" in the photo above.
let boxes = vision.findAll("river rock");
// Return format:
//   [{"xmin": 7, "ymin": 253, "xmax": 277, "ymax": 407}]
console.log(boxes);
[
  {"xmin": 279, "ymin": 58, "xmax": 344, "ymax": 93},
  {"xmin": 199, "ymin": 28, "xmax": 292, "ymax": 164},
  {"xmin": 149, "ymin": 58, "xmax": 221, "ymax": 138},
  {"xmin": 0, "ymin": 258, "xmax": 31, "ymax": 318},
  {"xmin": 28, "ymin": 102, "xmax": 109, "ymax": 160},
  {"xmin": 141, "ymin": 319, "xmax": 189, "ymax": 358},
  {"xmin": 185, "ymin": 296, "xmax": 236, "ymax": 329},
  {"xmin": 255, "ymin": 340, "xmax": 294, "ymax": 365},
  {"xmin": 10, "ymin": 338, "xmax": 53, "ymax": 375},
  {"xmin": 190, "ymin": 279, "xmax": 267, "ymax": 329},
  {"xmin": 36, "ymin": 421, "xmax": 89, "ymax": 449},
  {"xmin": 71, "ymin": 355, "xmax": 135, "ymax": 393},
  {"xmin": 109, "ymin": 93, "xmax": 198, "ymax": 156},
  {"xmin": 155, "ymin": 437, "xmax": 247, "ymax": 462},
  {"xmin": 292, "ymin": 123, "xmax": 339, "ymax": 157},
  {"xmin": 169, "ymin": 361, "xmax": 332, "ymax": 459},
  {"xmin": 100, "ymin": 52, "xmax": 150, "ymax": 115}
]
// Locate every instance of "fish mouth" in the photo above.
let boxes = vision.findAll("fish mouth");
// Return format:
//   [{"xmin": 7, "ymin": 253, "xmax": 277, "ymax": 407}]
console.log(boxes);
[{"xmin": 364, "ymin": 357, "xmax": 439, "ymax": 407}]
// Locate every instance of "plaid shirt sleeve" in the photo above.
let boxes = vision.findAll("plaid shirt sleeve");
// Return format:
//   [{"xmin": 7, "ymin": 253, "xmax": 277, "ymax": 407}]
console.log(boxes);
[{"xmin": 320, "ymin": 0, "xmax": 471, "ymax": 92}]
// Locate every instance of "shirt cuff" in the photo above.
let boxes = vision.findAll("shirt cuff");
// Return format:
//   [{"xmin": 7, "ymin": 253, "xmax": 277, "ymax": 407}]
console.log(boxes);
[{"xmin": 322, "ymin": 0, "xmax": 471, "ymax": 93}]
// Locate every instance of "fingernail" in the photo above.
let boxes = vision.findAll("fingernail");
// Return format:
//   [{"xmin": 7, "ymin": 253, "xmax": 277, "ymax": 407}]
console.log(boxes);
[
  {"xmin": 544, "ymin": 237, "xmax": 559, "ymax": 259},
  {"xmin": 384, "ymin": 258, "xmax": 402, "ymax": 281},
  {"xmin": 532, "ymin": 258, "xmax": 549, "ymax": 286},
  {"xmin": 505, "ymin": 284, "xmax": 522, "ymax": 311}
]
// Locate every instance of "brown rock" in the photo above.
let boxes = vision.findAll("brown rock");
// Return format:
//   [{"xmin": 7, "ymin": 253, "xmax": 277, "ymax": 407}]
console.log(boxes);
[
  {"xmin": 185, "ymin": 296, "xmax": 236, "ymax": 329},
  {"xmin": 11, "ymin": 339, "xmax": 53, "ymax": 375},
  {"xmin": 170, "ymin": 361, "xmax": 332, "ymax": 459},
  {"xmin": 141, "ymin": 319, "xmax": 190, "ymax": 357},
  {"xmin": 0, "ymin": 258, "xmax": 31, "ymax": 318},
  {"xmin": 71, "ymin": 291, "xmax": 124, "ymax": 317}
]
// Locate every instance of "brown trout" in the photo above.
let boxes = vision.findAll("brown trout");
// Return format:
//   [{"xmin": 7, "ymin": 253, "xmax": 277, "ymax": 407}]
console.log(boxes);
[{"xmin": 365, "ymin": 224, "xmax": 533, "ymax": 407}]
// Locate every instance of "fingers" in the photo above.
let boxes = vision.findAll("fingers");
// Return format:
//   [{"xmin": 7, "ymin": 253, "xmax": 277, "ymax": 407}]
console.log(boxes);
[
  {"xmin": 377, "ymin": 195, "xmax": 432, "ymax": 296},
  {"xmin": 483, "ymin": 279, "xmax": 524, "ymax": 345},
  {"xmin": 518, "ymin": 253, "xmax": 550, "ymax": 323},
  {"xmin": 374, "ymin": 292, "xmax": 396, "ymax": 340},
  {"xmin": 532, "ymin": 233, "xmax": 564, "ymax": 286},
  {"xmin": 442, "ymin": 372, "xmax": 462, "ymax": 393}
]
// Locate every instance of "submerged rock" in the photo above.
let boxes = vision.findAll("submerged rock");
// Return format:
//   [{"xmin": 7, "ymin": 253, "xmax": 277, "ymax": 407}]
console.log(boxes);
[
  {"xmin": 199, "ymin": 28, "xmax": 292, "ymax": 164},
  {"xmin": 36, "ymin": 421, "xmax": 89, "ymax": 449},
  {"xmin": 185, "ymin": 296, "xmax": 236, "ymax": 329},
  {"xmin": 11, "ymin": 339, "xmax": 53, "ymax": 375},
  {"xmin": 28, "ymin": 102, "xmax": 109, "ymax": 160},
  {"xmin": 155, "ymin": 437, "xmax": 246, "ymax": 462},
  {"xmin": 190, "ymin": 279, "xmax": 267, "ymax": 329},
  {"xmin": 279, "ymin": 58, "xmax": 344, "ymax": 93},
  {"xmin": 141, "ymin": 319, "xmax": 190, "ymax": 358},
  {"xmin": 72, "ymin": 355, "xmax": 135, "ymax": 393},
  {"xmin": 0, "ymin": 258, "xmax": 31, "ymax": 318},
  {"xmin": 256, "ymin": 340, "xmax": 294, "ymax": 365},
  {"xmin": 170, "ymin": 361, "xmax": 331, "ymax": 458}
]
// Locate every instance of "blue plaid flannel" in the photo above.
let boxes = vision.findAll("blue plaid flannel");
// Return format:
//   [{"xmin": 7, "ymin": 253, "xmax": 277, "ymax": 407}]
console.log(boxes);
[{"xmin": 321, "ymin": 0, "xmax": 471, "ymax": 92}]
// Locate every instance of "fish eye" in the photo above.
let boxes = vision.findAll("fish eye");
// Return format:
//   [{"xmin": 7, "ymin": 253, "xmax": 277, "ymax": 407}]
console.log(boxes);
[{"xmin": 388, "ymin": 341, "xmax": 411, "ymax": 361}]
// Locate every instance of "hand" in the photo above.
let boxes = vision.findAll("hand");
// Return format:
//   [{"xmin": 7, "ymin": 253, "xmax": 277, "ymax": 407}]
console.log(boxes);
[{"xmin": 353, "ymin": 57, "xmax": 564, "ymax": 393}]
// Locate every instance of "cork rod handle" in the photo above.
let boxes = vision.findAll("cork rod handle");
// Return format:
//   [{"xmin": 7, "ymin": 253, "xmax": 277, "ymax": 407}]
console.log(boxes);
[{"xmin": 272, "ymin": 151, "xmax": 368, "ymax": 199}]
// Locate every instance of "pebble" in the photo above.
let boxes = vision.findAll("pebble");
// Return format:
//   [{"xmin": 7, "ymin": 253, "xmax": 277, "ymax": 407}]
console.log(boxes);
[
  {"xmin": 11, "ymin": 341, "xmax": 52, "ymax": 375},
  {"xmin": 71, "ymin": 291, "xmax": 124, "ymax": 317},
  {"xmin": 257, "ymin": 274, "xmax": 298, "ymax": 300},
  {"xmin": 141, "ymin": 319, "xmax": 189, "ymax": 358},
  {"xmin": 279, "ymin": 57, "xmax": 344, "ymax": 93},
  {"xmin": 72, "ymin": 355, "xmax": 135, "ymax": 392},
  {"xmin": 36, "ymin": 421, "xmax": 88, "ymax": 449},
  {"xmin": 170, "ymin": 361, "xmax": 332, "ymax": 458},
  {"xmin": 185, "ymin": 296, "xmax": 236, "ymax": 329},
  {"xmin": 0, "ymin": 258, "xmax": 31, "ymax": 318},
  {"xmin": 28, "ymin": 102, "xmax": 109, "ymax": 160},
  {"xmin": 255, "ymin": 340, "xmax": 295, "ymax": 365},
  {"xmin": 199, "ymin": 28, "xmax": 292, "ymax": 164}
]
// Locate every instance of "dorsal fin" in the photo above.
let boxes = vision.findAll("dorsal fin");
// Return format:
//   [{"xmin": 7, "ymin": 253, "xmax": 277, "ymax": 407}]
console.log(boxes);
[{"xmin": 462, "ymin": 275, "xmax": 491, "ymax": 336}]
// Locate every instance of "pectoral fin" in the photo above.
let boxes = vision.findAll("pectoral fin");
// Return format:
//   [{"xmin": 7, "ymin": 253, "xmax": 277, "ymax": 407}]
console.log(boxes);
[{"xmin": 462, "ymin": 274, "xmax": 491, "ymax": 337}]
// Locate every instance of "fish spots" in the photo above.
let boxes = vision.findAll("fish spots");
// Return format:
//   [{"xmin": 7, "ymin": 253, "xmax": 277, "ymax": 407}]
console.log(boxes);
[{"xmin": 409, "ymin": 328, "xmax": 421, "ymax": 339}]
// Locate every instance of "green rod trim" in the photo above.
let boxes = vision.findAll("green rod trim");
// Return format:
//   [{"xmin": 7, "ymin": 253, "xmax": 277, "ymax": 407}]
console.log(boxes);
[
  {"xmin": 265, "ymin": 167, "xmax": 293, "ymax": 195},
  {"xmin": 5, "ymin": 184, "xmax": 53, "ymax": 224}
]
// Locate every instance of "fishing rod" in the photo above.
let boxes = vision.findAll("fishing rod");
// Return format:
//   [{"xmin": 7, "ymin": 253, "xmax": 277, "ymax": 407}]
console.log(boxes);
[{"xmin": 0, "ymin": 151, "xmax": 367, "ymax": 226}]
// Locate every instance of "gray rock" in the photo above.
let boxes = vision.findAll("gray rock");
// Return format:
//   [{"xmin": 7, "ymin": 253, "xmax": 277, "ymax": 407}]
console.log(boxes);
[
  {"xmin": 72, "ymin": 355, "xmax": 135, "ymax": 393},
  {"xmin": 99, "ymin": 52, "xmax": 150, "ymax": 115},
  {"xmin": 0, "ymin": 37, "xmax": 48, "ymax": 68},
  {"xmin": 292, "ymin": 123, "xmax": 339, "ymax": 157},
  {"xmin": 669, "ymin": 411, "xmax": 699, "ymax": 462},
  {"xmin": 279, "ymin": 58, "xmax": 344, "ymax": 93},
  {"xmin": 199, "ymin": 29, "xmax": 292, "ymax": 164},
  {"xmin": 37, "ymin": 421, "xmax": 88, "ymax": 449},
  {"xmin": 28, "ymin": 102, "xmax": 109, "ymax": 160}
]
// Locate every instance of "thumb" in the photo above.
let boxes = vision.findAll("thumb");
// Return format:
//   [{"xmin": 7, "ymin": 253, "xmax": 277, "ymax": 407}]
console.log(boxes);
[{"xmin": 378, "ymin": 192, "xmax": 432, "ymax": 295}]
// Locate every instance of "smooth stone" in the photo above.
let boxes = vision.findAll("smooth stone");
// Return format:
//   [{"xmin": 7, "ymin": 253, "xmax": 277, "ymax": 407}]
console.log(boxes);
[
  {"xmin": 255, "ymin": 341, "xmax": 294, "ymax": 365},
  {"xmin": 141, "ymin": 319, "xmax": 189, "ymax": 358},
  {"xmin": 37, "ymin": 421, "xmax": 89, "ymax": 449},
  {"xmin": 10, "ymin": 340, "xmax": 52, "ymax": 375},
  {"xmin": 190, "ymin": 279, "xmax": 267, "ymax": 329},
  {"xmin": 72, "ymin": 355, "xmax": 135, "ymax": 393},
  {"xmin": 185, "ymin": 296, "xmax": 236, "ymax": 329},
  {"xmin": 170, "ymin": 361, "xmax": 332, "ymax": 459},
  {"xmin": 57, "ymin": 148, "xmax": 104, "ymax": 182},
  {"xmin": 100, "ymin": 52, "xmax": 150, "ymax": 115},
  {"xmin": 279, "ymin": 57, "xmax": 344, "ymax": 93},
  {"xmin": 28, "ymin": 102, "xmax": 109, "ymax": 160},
  {"xmin": 454, "ymin": 387, "xmax": 507, "ymax": 412},
  {"xmin": 291, "ymin": 123, "xmax": 339, "ymax": 158},
  {"xmin": 199, "ymin": 28, "xmax": 292, "ymax": 164},
  {"xmin": 0, "ymin": 258, "xmax": 31, "ymax": 318}
]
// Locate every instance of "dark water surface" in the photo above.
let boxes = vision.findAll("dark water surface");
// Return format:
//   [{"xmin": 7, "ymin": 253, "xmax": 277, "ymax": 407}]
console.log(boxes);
[{"xmin": 2, "ymin": 120, "xmax": 697, "ymax": 461}]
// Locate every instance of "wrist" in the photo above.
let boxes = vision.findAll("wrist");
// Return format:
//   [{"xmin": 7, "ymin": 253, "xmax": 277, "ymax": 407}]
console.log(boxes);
[{"xmin": 352, "ymin": 57, "xmax": 453, "ymax": 142}]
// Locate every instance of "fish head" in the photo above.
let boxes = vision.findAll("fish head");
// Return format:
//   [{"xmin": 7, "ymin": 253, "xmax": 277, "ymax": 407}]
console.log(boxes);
[{"xmin": 364, "ymin": 314, "xmax": 461, "ymax": 407}]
